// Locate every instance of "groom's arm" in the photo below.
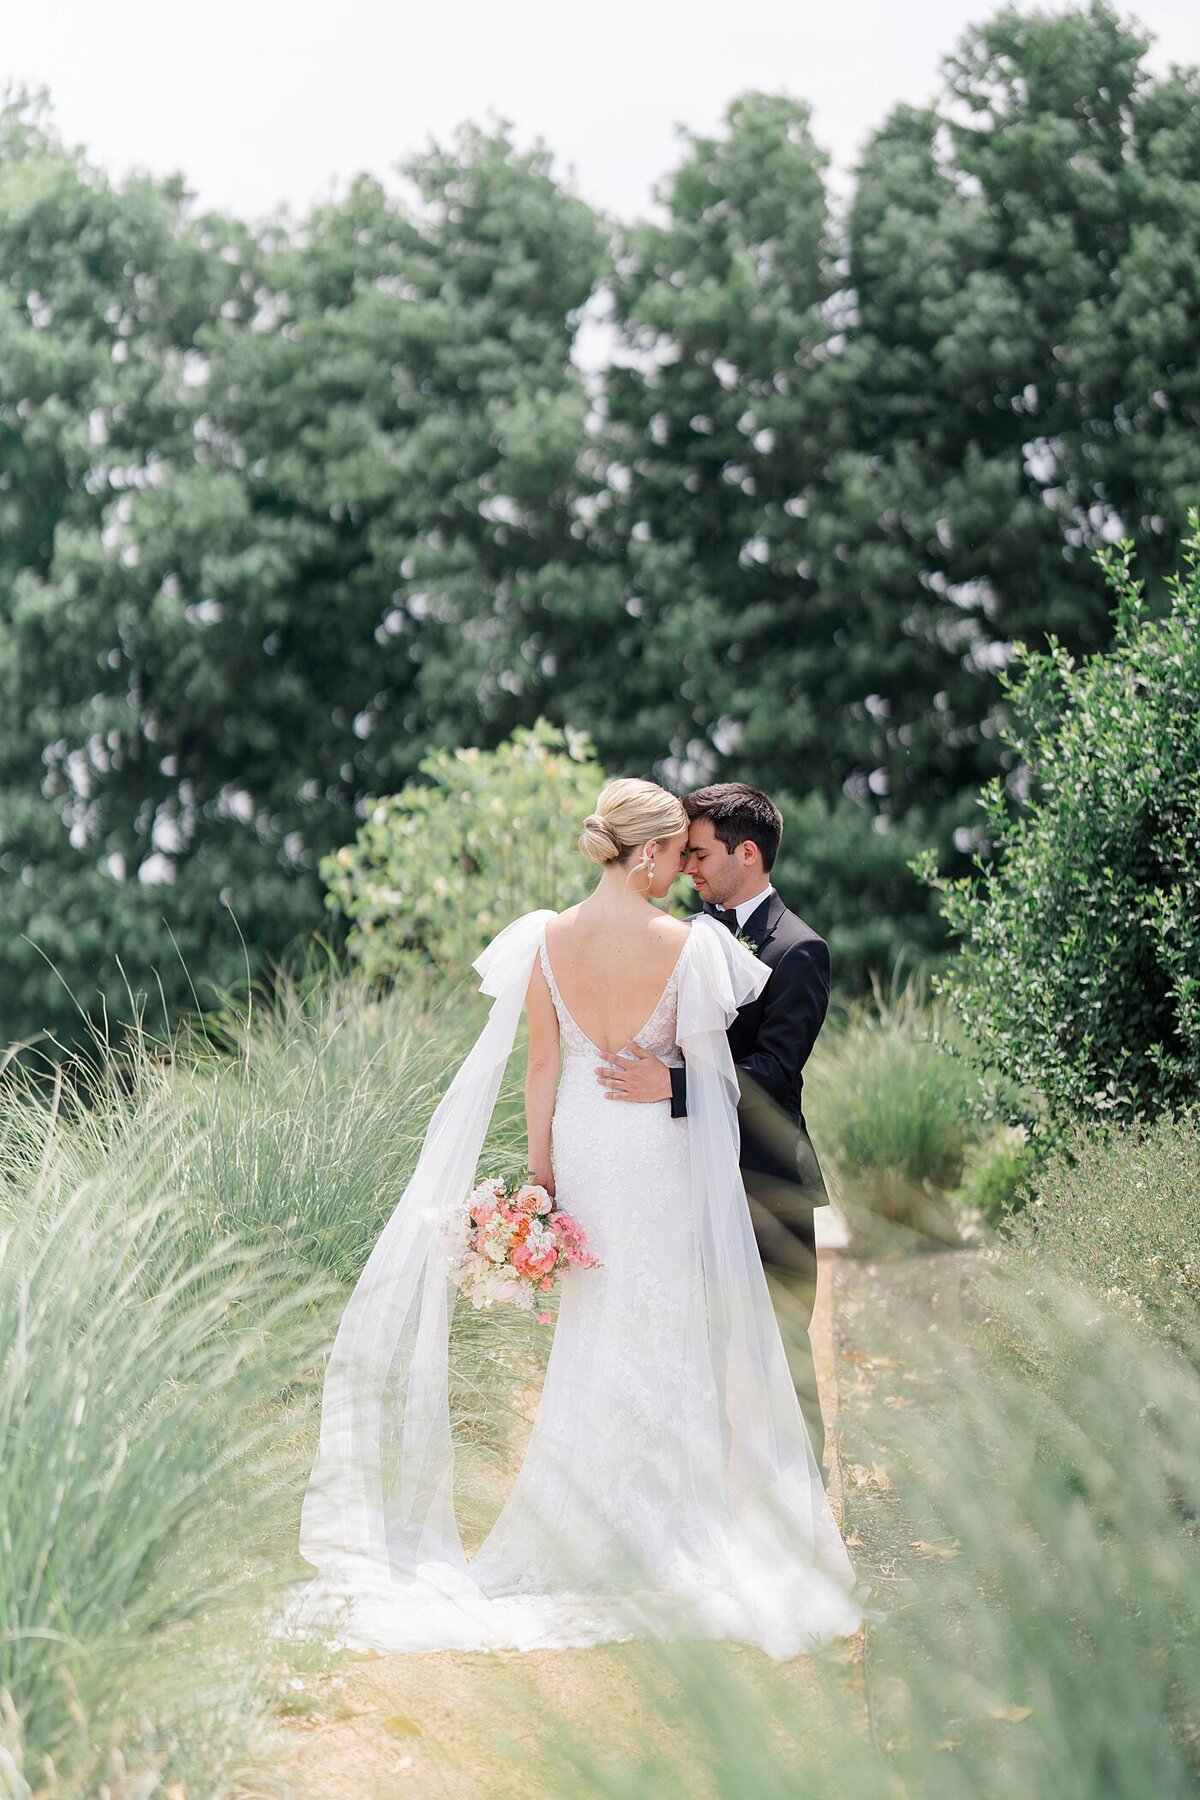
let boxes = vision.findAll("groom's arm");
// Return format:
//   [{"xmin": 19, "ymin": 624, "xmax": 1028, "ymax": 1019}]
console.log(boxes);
[{"xmin": 668, "ymin": 937, "xmax": 830, "ymax": 1119}]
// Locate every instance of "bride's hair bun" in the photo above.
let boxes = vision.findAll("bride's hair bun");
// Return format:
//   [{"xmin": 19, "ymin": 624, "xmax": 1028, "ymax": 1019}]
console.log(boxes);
[
  {"xmin": 578, "ymin": 811, "xmax": 623, "ymax": 866},
  {"xmin": 578, "ymin": 779, "xmax": 688, "ymax": 867}
]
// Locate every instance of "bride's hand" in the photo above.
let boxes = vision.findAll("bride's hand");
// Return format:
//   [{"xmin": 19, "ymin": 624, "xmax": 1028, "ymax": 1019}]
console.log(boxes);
[{"xmin": 530, "ymin": 1161, "xmax": 556, "ymax": 1200}]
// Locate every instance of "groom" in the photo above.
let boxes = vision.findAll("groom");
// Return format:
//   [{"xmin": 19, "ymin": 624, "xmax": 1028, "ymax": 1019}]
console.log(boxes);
[{"xmin": 596, "ymin": 782, "xmax": 832, "ymax": 1466}]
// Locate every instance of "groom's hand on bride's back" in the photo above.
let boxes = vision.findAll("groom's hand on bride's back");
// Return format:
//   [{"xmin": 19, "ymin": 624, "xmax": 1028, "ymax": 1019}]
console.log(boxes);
[{"xmin": 595, "ymin": 1045, "xmax": 673, "ymax": 1103}]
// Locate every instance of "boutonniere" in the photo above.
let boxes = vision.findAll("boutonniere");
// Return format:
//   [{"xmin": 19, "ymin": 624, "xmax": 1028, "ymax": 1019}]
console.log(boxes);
[{"xmin": 734, "ymin": 929, "xmax": 760, "ymax": 955}]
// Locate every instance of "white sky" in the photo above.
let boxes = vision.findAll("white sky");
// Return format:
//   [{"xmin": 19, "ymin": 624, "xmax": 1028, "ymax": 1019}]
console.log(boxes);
[{"xmin": 2, "ymin": 1, "xmax": 1197, "ymax": 226}]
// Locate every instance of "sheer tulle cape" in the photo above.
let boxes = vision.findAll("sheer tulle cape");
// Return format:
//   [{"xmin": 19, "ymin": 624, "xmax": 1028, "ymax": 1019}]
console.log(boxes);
[
  {"xmin": 674, "ymin": 921, "xmax": 871, "ymax": 1655},
  {"xmin": 275, "ymin": 910, "xmax": 871, "ymax": 1658}
]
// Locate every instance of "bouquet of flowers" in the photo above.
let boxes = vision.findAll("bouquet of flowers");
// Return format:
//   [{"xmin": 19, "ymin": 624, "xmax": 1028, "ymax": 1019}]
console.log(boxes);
[{"xmin": 443, "ymin": 1176, "xmax": 599, "ymax": 1323}]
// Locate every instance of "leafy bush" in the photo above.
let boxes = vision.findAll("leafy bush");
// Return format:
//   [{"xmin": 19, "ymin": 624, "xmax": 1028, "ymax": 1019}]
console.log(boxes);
[
  {"xmin": 320, "ymin": 719, "xmax": 608, "ymax": 981},
  {"xmin": 919, "ymin": 523, "xmax": 1200, "ymax": 1126},
  {"xmin": 805, "ymin": 977, "xmax": 983, "ymax": 1250},
  {"xmin": 998, "ymin": 1112, "xmax": 1200, "ymax": 1367},
  {"xmin": 953, "ymin": 1125, "xmax": 1037, "ymax": 1225}
]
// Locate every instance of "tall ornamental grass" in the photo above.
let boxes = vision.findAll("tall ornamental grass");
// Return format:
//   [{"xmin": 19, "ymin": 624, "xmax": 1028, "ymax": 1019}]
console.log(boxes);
[
  {"xmin": 1, "ymin": 951, "xmax": 549, "ymax": 1793},
  {"xmin": 855, "ymin": 1264, "xmax": 1200, "ymax": 1799},
  {"xmin": 13, "ymin": 951, "xmax": 521, "ymax": 1292},
  {"xmin": 167, "ymin": 956, "xmax": 513, "ymax": 1287},
  {"xmin": 158, "ymin": 955, "xmax": 546, "ymax": 1536},
  {"xmin": 9, "ymin": 939, "xmax": 1195, "ymax": 1796},
  {"xmin": 0, "ymin": 1091, "xmax": 337, "ymax": 1796},
  {"xmin": 171, "ymin": 957, "xmax": 545, "ymax": 1528},
  {"xmin": 805, "ymin": 977, "xmax": 985, "ymax": 1251},
  {"xmin": 503, "ymin": 1242, "xmax": 1199, "ymax": 1797}
]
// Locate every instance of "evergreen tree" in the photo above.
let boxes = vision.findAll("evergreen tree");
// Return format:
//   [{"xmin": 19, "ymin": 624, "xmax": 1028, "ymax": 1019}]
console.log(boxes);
[
  {"xmin": 0, "ymin": 105, "xmax": 605, "ymax": 1052},
  {"xmin": 0, "ymin": 87, "xmax": 267, "ymax": 1049},
  {"xmin": 586, "ymin": 11, "xmax": 1200, "ymax": 975},
  {"xmin": 591, "ymin": 94, "xmax": 946, "ymax": 968},
  {"xmin": 593, "ymin": 93, "xmax": 838, "ymax": 780},
  {"xmin": 832, "ymin": 2, "xmax": 1200, "ymax": 838},
  {"xmin": 5, "ymin": 5, "xmax": 1200, "ymax": 1033}
]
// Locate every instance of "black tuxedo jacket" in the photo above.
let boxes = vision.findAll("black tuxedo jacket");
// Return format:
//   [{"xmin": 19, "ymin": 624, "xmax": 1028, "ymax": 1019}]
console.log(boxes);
[{"xmin": 668, "ymin": 890, "xmax": 831, "ymax": 1205}]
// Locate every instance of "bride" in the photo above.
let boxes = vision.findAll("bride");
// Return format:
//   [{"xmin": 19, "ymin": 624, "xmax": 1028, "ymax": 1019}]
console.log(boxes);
[{"xmin": 280, "ymin": 779, "xmax": 870, "ymax": 1661}]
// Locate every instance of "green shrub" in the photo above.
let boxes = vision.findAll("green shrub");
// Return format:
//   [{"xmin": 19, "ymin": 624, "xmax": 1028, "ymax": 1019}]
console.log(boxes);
[
  {"xmin": 998, "ymin": 1112, "xmax": 1200, "ymax": 1367},
  {"xmin": 919, "ymin": 521, "xmax": 1200, "ymax": 1126},
  {"xmin": 953, "ymin": 1125, "xmax": 1038, "ymax": 1225},
  {"xmin": 806, "ymin": 978, "xmax": 983, "ymax": 1250},
  {"xmin": 320, "ymin": 719, "xmax": 608, "ymax": 981}
]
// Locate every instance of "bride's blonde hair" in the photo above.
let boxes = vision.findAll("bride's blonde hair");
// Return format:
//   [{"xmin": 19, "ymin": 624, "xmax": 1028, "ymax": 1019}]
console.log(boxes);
[{"xmin": 578, "ymin": 779, "xmax": 688, "ymax": 869}]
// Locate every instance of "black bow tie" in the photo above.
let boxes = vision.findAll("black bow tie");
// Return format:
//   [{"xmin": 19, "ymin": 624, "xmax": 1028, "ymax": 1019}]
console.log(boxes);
[{"xmin": 704, "ymin": 904, "xmax": 739, "ymax": 933}]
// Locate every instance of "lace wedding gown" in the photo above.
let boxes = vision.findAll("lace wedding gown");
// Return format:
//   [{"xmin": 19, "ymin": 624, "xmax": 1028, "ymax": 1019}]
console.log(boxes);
[{"xmin": 275, "ymin": 911, "xmax": 869, "ymax": 1661}]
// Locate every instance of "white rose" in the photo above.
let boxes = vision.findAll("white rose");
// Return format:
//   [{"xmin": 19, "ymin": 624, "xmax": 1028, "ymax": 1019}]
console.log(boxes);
[
  {"xmin": 486, "ymin": 1269, "xmax": 521, "ymax": 1306},
  {"xmin": 439, "ymin": 1209, "xmax": 471, "ymax": 1262},
  {"xmin": 527, "ymin": 1221, "xmax": 553, "ymax": 1256}
]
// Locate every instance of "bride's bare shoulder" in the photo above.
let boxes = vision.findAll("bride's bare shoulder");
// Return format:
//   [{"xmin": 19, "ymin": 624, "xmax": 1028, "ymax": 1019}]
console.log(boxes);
[
  {"xmin": 545, "ymin": 905, "xmax": 687, "ymax": 948},
  {"xmin": 544, "ymin": 903, "xmax": 584, "ymax": 938}
]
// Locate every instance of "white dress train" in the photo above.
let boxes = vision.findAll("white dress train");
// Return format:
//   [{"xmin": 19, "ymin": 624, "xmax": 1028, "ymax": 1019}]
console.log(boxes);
[{"xmin": 274, "ymin": 911, "xmax": 871, "ymax": 1661}]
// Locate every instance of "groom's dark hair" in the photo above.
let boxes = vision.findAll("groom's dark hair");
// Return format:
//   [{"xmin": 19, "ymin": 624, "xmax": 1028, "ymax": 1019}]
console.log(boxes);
[{"xmin": 684, "ymin": 783, "xmax": 783, "ymax": 872}]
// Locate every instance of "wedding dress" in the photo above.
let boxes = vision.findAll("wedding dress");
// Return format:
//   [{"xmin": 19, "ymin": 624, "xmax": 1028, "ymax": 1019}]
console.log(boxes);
[{"xmin": 274, "ymin": 910, "xmax": 870, "ymax": 1661}]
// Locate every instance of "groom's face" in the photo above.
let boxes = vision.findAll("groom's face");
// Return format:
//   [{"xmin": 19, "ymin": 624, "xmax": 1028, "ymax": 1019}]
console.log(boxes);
[{"xmin": 684, "ymin": 818, "xmax": 745, "ymax": 907}]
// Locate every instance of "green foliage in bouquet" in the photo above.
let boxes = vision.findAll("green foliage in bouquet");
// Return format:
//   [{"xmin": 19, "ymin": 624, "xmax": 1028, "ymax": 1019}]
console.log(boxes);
[
  {"xmin": 919, "ymin": 522, "xmax": 1200, "ymax": 1126},
  {"xmin": 320, "ymin": 720, "xmax": 608, "ymax": 981}
]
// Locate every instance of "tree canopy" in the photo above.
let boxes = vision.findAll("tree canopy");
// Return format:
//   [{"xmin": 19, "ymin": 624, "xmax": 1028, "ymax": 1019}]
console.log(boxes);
[{"xmin": 2, "ymin": 2, "xmax": 1199, "ymax": 1051}]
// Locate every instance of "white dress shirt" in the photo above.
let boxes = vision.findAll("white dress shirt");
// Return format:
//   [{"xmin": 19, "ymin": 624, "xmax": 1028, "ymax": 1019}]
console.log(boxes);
[{"xmin": 714, "ymin": 884, "xmax": 775, "ymax": 929}]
